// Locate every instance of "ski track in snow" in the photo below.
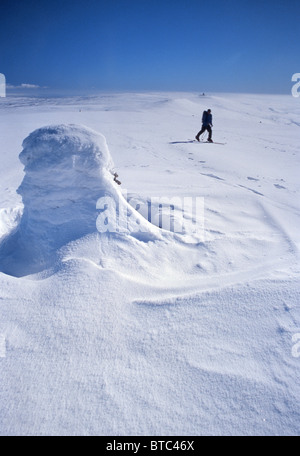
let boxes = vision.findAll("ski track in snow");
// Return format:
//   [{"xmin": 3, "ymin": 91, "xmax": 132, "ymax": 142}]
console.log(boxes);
[{"xmin": 0, "ymin": 92, "xmax": 299, "ymax": 436}]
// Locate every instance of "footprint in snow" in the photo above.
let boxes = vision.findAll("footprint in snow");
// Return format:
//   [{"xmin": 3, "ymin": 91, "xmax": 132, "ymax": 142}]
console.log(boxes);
[
  {"xmin": 238, "ymin": 184, "xmax": 264, "ymax": 196},
  {"xmin": 200, "ymin": 173, "xmax": 225, "ymax": 181},
  {"xmin": 274, "ymin": 183, "xmax": 286, "ymax": 190}
]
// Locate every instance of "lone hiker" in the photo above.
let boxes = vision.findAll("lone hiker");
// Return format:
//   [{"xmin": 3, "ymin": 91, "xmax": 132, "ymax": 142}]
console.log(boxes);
[{"xmin": 196, "ymin": 109, "xmax": 213, "ymax": 142}]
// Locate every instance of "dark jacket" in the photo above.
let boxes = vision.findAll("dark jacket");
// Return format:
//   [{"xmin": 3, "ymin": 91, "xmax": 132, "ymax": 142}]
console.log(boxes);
[{"xmin": 202, "ymin": 111, "xmax": 212, "ymax": 126}]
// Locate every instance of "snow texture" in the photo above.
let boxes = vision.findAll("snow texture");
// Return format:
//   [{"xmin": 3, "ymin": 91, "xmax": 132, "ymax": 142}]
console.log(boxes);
[{"xmin": 0, "ymin": 92, "xmax": 299, "ymax": 436}]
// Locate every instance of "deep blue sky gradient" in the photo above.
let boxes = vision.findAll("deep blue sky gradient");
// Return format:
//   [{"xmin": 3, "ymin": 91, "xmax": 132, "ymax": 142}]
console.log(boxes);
[{"xmin": 1, "ymin": 0, "xmax": 299, "ymax": 93}]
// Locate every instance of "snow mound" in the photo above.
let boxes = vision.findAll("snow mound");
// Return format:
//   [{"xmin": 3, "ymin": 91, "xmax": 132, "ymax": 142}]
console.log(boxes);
[{"xmin": 0, "ymin": 124, "xmax": 161, "ymax": 277}]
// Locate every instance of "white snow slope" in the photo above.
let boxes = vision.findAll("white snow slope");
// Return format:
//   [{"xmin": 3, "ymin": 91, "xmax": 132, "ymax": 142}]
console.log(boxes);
[{"xmin": 0, "ymin": 92, "xmax": 299, "ymax": 436}]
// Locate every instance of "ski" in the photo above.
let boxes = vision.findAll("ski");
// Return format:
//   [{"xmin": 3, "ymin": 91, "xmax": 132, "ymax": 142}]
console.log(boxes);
[
  {"xmin": 203, "ymin": 141, "xmax": 226, "ymax": 145},
  {"xmin": 194, "ymin": 140, "xmax": 226, "ymax": 145}
]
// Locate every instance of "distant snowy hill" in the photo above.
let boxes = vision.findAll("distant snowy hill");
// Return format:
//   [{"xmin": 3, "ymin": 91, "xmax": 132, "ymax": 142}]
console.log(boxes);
[{"xmin": 0, "ymin": 92, "xmax": 299, "ymax": 435}]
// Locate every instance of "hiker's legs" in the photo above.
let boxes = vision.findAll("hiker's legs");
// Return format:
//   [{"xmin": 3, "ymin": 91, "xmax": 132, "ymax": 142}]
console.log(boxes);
[
  {"xmin": 196, "ymin": 125, "xmax": 206, "ymax": 141},
  {"xmin": 206, "ymin": 125, "xmax": 212, "ymax": 140}
]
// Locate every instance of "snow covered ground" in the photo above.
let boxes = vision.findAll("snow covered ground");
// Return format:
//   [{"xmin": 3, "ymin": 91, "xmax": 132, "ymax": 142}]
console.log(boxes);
[{"xmin": 0, "ymin": 91, "xmax": 299, "ymax": 436}]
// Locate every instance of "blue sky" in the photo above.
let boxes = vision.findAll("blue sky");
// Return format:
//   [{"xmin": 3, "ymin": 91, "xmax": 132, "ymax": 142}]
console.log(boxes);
[{"xmin": 1, "ymin": 0, "xmax": 299, "ymax": 94}]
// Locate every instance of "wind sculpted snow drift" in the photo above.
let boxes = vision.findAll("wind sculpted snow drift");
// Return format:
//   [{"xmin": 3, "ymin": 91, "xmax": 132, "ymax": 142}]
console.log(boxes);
[{"xmin": 0, "ymin": 124, "xmax": 166, "ymax": 277}]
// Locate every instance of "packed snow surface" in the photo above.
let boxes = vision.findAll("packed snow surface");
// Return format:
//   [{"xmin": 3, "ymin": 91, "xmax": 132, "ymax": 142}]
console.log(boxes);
[{"xmin": 0, "ymin": 92, "xmax": 299, "ymax": 435}]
